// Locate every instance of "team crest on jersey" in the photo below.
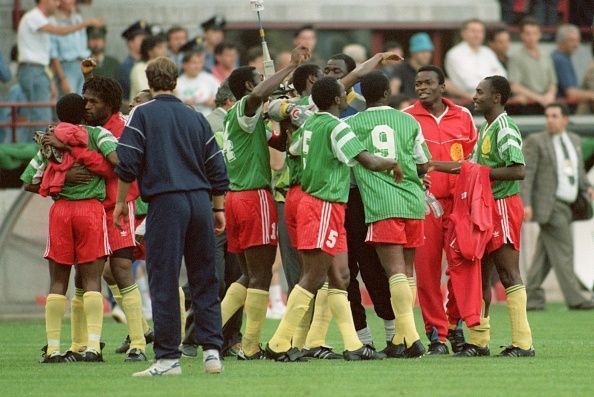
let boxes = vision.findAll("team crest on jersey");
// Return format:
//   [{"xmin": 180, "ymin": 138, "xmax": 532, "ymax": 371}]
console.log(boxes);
[
  {"xmin": 481, "ymin": 135, "xmax": 491, "ymax": 156},
  {"xmin": 450, "ymin": 143, "xmax": 464, "ymax": 161}
]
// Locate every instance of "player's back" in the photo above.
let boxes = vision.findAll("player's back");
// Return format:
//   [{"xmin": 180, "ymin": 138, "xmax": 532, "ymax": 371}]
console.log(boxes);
[{"xmin": 347, "ymin": 106, "xmax": 429, "ymax": 222}]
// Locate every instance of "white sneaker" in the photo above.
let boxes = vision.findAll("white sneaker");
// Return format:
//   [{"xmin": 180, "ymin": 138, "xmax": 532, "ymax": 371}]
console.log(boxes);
[
  {"xmin": 266, "ymin": 304, "xmax": 286, "ymax": 320},
  {"xmin": 132, "ymin": 359, "xmax": 181, "ymax": 377},
  {"xmin": 203, "ymin": 350, "xmax": 223, "ymax": 374},
  {"xmin": 111, "ymin": 305, "xmax": 127, "ymax": 324}
]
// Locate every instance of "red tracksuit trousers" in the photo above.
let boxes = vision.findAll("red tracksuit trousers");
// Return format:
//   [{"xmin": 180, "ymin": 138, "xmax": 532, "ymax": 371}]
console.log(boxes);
[{"xmin": 414, "ymin": 198, "xmax": 462, "ymax": 342}]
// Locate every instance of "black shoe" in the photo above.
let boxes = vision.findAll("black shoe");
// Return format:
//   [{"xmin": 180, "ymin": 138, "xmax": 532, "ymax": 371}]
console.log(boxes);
[
  {"xmin": 125, "ymin": 348, "xmax": 147, "ymax": 362},
  {"xmin": 62, "ymin": 350, "xmax": 84, "ymax": 363},
  {"xmin": 237, "ymin": 348, "xmax": 266, "ymax": 361},
  {"xmin": 144, "ymin": 329, "xmax": 154, "ymax": 344},
  {"xmin": 40, "ymin": 346, "xmax": 65, "ymax": 364},
  {"xmin": 498, "ymin": 345, "xmax": 535, "ymax": 357},
  {"xmin": 343, "ymin": 344, "xmax": 386, "ymax": 361},
  {"xmin": 426, "ymin": 341, "xmax": 449, "ymax": 355},
  {"xmin": 265, "ymin": 344, "xmax": 307, "ymax": 362},
  {"xmin": 301, "ymin": 346, "xmax": 342, "ymax": 360},
  {"xmin": 180, "ymin": 343, "xmax": 198, "ymax": 358},
  {"xmin": 403, "ymin": 340, "xmax": 426, "ymax": 358},
  {"xmin": 115, "ymin": 335, "xmax": 130, "ymax": 354},
  {"xmin": 568, "ymin": 301, "xmax": 594, "ymax": 310},
  {"xmin": 453, "ymin": 343, "xmax": 490, "ymax": 357},
  {"xmin": 382, "ymin": 341, "xmax": 406, "ymax": 358},
  {"xmin": 115, "ymin": 330, "xmax": 153, "ymax": 354},
  {"xmin": 82, "ymin": 348, "xmax": 104, "ymax": 362},
  {"xmin": 526, "ymin": 303, "xmax": 545, "ymax": 311},
  {"xmin": 447, "ymin": 327, "xmax": 466, "ymax": 353}
]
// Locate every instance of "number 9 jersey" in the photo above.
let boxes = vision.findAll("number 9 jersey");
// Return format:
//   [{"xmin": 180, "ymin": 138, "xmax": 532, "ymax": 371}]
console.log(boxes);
[{"xmin": 347, "ymin": 106, "xmax": 431, "ymax": 224}]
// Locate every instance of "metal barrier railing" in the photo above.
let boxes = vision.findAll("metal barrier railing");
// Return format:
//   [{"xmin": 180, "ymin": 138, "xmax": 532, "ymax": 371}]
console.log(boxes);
[{"xmin": 0, "ymin": 102, "xmax": 56, "ymax": 143}]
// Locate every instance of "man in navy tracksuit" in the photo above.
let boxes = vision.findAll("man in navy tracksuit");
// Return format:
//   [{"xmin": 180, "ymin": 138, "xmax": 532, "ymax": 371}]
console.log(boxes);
[{"xmin": 113, "ymin": 56, "xmax": 228, "ymax": 377}]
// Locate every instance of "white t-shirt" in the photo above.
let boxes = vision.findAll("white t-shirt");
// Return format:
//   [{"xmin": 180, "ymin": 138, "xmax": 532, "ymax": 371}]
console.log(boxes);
[
  {"xmin": 175, "ymin": 72, "xmax": 220, "ymax": 115},
  {"xmin": 17, "ymin": 7, "xmax": 51, "ymax": 66},
  {"xmin": 445, "ymin": 42, "xmax": 507, "ymax": 93}
]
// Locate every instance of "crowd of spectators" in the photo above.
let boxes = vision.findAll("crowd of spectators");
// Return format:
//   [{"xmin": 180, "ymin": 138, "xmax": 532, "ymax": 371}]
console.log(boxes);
[{"xmin": 2, "ymin": 0, "xmax": 594, "ymax": 143}]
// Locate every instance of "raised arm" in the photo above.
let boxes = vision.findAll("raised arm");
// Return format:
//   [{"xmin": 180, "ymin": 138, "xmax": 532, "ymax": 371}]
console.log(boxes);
[{"xmin": 244, "ymin": 46, "xmax": 310, "ymax": 116}]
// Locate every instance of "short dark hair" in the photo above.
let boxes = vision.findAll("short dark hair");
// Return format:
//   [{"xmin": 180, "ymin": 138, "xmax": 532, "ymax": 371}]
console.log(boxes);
[
  {"xmin": 487, "ymin": 27, "xmax": 508, "ymax": 43},
  {"xmin": 82, "ymin": 76, "xmax": 123, "ymax": 114},
  {"xmin": 360, "ymin": 71, "xmax": 390, "ymax": 104},
  {"xmin": 146, "ymin": 56, "xmax": 178, "ymax": 91},
  {"xmin": 294, "ymin": 24, "xmax": 315, "ymax": 38},
  {"xmin": 519, "ymin": 16, "xmax": 540, "ymax": 31},
  {"xmin": 417, "ymin": 65, "xmax": 445, "ymax": 84},
  {"xmin": 140, "ymin": 34, "xmax": 167, "ymax": 62},
  {"xmin": 384, "ymin": 40, "xmax": 402, "ymax": 52},
  {"xmin": 246, "ymin": 46, "xmax": 263, "ymax": 63},
  {"xmin": 545, "ymin": 102, "xmax": 570, "ymax": 117},
  {"xmin": 215, "ymin": 42, "xmax": 237, "ymax": 56},
  {"xmin": 484, "ymin": 75, "xmax": 511, "ymax": 105},
  {"xmin": 228, "ymin": 66, "xmax": 256, "ymax": 99},
  {"xmin": 293, "ymin": 64, "xmax": 322, "ymax": 94},
  {"xmin": 328, "ymin": 53, "xmax": 356, "ymax": 73},
  {"xmin": 56, "ymin": 94, "xmax": 85, "ymax": 124},
  {"xmin": 312, "ymin": 77, "xmax": 341, "ymax": 111},
  {"xmin": 166, "ymin": 25, "xmax": 187, "ymax": 41},
  {"xmin": 182, "ymin": 49, "xmax": 204, "ymax": 64}
]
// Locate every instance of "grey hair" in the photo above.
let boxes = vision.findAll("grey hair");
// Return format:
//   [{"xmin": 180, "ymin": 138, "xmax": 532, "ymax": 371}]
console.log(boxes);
[
  {"xmin": 215, "ymin": 80, "xmax": 236, "ymax": 108},
  {"xmin": 556, "ymin": 24, "xmax": 580, "ymax": 44}
]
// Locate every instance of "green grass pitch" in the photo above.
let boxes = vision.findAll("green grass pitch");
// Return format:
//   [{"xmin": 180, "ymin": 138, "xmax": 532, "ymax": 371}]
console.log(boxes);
[{"xmin": 1, "ymin": 303, "xmax": 593, "ymax": 397}]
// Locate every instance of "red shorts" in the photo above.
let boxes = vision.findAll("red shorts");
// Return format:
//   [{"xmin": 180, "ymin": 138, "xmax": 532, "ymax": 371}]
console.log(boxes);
[
  {"xmin": 226, "ymin": 189, "xmax": 279, "ymax": 254},
  {"xmin": 365, "ymin": 218, "xmax": 425, "ymax": 248},
  {"xmin": 133, "ymin": 215, "xmax": 146, "ymax": 260},
  {"xmin": 285, "ymin": 185, "xmax": 306, "ymax": 248},
  {"xmin": 296, "ymin": 193, "xmax": 347, "ymax": 256},
  {"xmin": 105, "ymin": 201, "xmax": 136, "ymax": 252},
  {"xmin": 486, "ymin": 194, "xmax": 523, "ymax": 253},
  {"xmin": 45, "ymin": 199, "xmax": 110, "ymax": 265}
]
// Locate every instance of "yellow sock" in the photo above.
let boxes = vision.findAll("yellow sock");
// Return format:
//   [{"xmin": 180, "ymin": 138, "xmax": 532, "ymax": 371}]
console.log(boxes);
[
  {"xmin": 45, "ymin": 294, "xmax": 67, "ymax": 355},
  {"xmin": 292, "ymin": 297, "xmax": 314, "ymax": 349},
  {"xmin": 108, "ymin": 284, "xmax": 123, "ymax": 307},
  {"xmin": 83, "ymin": 291, "xmax": 104, "ymax": 352},
  {"xmin": 505, "ymin": 285, "xmax": 532, "ymax": 350},
  {"xmin": 328, "ymin": 288, "xmax": 363, "ymax": 352},
  {"xmin": 242, "ymin": 288, "xmax": 269, "ymax": 356},
  {"xmin": 268, "ymin": 285, "xmax": 314, "ymax": 352},
  {"xmin": 407, "ymin": 277, "xmax": 417, "ymax": 303},
  {"xmin": 305, "ymin": 283, "xmax": 332, "ymax": 348},
  {"xmin": 389, "ymin": 274, "xmax": 420, "ymax": 346},
  {"xmin": 179, "ymin": 287, "xmax": 186, "ymax": 339},
  {"xmin": 468, "ymin": 301, "xmax": 490, "ymax": 348},
  {"xmin": 121, "ymin": 284, "xmax": 146, "ymax": 352},
  {"xmin": 141, "ymin": 314, "xmax": 150, "ymax": 334},
  {"xmin": 69, "ymin": 288, "xmax": 87, "ymax": 352},
  {"xmin": 221, "ymin": 282, "xmax": 248, "ymax": 326}
]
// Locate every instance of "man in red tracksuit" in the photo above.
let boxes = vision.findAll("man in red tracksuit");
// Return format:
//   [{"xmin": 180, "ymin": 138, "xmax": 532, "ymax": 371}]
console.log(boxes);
[{"xmin": 403, "ymin": 65, "xmax": 477, "ymax": 354}]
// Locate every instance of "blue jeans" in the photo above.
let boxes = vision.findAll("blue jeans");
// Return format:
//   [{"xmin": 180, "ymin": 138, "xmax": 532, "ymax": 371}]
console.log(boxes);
[
  {"xmin": 60, "ymin": 60, "xmax": 85, "ymax": 95},
  {"xmin": 17, "ymin": 64, "xmax": 52, "ymax": 136}
]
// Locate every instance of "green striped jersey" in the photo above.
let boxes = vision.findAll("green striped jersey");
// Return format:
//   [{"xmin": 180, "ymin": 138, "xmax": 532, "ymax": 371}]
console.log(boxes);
[
  {"xmin": 285, "ymin": 95, "xmax": 314, "ymax": 188},
  {"xmin": 20, "ymin": 125, "xmax": 117, "ymax": 201},
  {"xmin": 347, "ymin": 106, "xmax": 430, "ymax": 222},
  {"xmin": 290, "ymin": 112, "xmax": 365, "ymax": 203},
  {"xmin": 223, "ymin": 96, "xmax": 272, "ymax": 191},
  {"xmin": 472, "ymin": 112, "xmax": 524, "ymax": 199}
]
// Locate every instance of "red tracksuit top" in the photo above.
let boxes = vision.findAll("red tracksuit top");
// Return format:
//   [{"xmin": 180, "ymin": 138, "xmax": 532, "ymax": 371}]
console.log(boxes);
[
  {"xmin": 404, "ymin": 98, "xmax": 477, "ymax": 199},
  {"xmin": 449, "ymin": 162, "xmax": 495, "ymax": 260},
  {"xmin": 102, "ymin": 113, "xmax": 139, "ymax": 209}
]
